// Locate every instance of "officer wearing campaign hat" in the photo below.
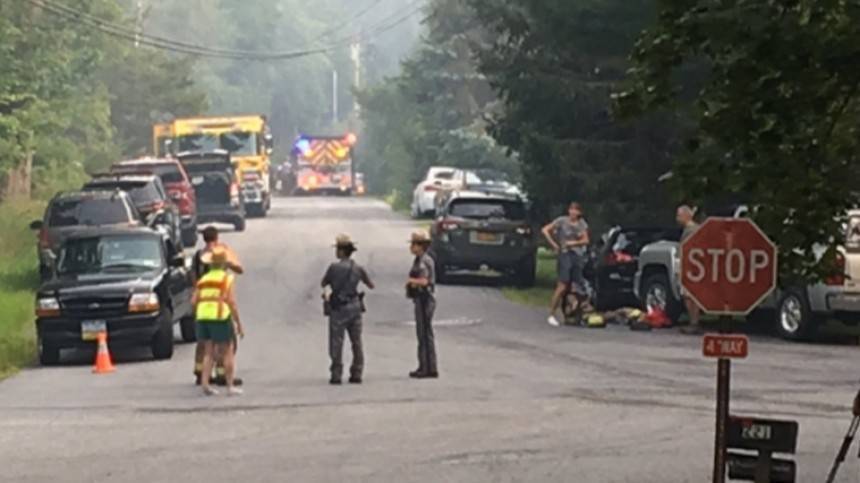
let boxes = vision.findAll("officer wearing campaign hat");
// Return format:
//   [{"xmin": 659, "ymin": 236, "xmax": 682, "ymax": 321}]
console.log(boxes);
[
  {"xmin": 321, "ymin": 234, "xmax": 375, "ymax": 384},
  {"xmin": 406, "ymin": 230, "xmax": 438, "ymax": 379}
]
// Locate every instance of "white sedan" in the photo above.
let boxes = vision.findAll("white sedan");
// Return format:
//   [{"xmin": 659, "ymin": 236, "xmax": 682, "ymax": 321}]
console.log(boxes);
[{"xmin": 411, "ymin": 166, "xmax": 459, "ymax": 218}]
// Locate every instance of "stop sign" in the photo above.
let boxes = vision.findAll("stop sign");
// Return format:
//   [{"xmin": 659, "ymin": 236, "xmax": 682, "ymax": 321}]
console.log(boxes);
[{"xmin": 681, "ymin": 218, "xmax": 777, "ymax": 315}]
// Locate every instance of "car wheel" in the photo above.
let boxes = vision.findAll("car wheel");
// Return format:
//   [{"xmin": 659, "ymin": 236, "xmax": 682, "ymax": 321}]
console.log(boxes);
[
  {"xmin": 151, "ymin": 310, "xmax": 174, "ymax": 360},
  {"xmin": 641, "ymin": 272, "xmax": 683, "ymax": 323},
  {"xmin": 233, "ymin": 217, "xmax": 246, "ymax": 232},
  {"xmin": 38, "ymin": 336, "xmax": 60, "ymax": 366},
  {"xmin": 180, "ymin": 315, "xmax": 197, "ymax": 343},
  {"xmin": 776, "ymin": 289, "xmax": 818, "ymax": 341},
  {"xmin": 514, "ymin": 255, "xmax": 537, "ymax": 288}
]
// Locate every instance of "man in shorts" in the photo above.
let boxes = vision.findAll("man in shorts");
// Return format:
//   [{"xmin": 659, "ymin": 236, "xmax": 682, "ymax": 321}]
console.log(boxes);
[
  {"xmin": 677, "ymin": 205, "xmax": 703, "ymax": 335},
  {"xmin": 542, "ymin": 202, "xmax": 590, "ymax": 327},
  {"xmin": 193, "ymin": 247, "xmax": 244, "ymax": 396}
]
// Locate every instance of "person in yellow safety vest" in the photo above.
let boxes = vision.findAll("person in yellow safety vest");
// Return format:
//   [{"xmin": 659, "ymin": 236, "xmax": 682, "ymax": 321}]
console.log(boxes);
[
  {"xmin": 192, "ymin": 226, "xmax": 243, "ymax": 386},
  {"xmin": 193, "ymin": 247, "xmax": 244, "ymax": 396}
]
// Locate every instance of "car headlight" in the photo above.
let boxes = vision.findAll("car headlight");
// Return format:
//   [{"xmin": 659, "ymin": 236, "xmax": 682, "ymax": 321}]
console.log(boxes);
[
  {"xmin": 36, "ymin": 297, "xmax": 60, "ymax": 317},
  {"xmin": 128, "ymin": 293, "xmax": 160, "ymax": 313}
]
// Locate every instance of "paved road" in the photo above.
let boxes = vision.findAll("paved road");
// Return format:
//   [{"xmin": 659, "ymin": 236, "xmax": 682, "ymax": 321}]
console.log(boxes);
[{"xmin": 1, "ymin": 197, "xmax": 859, "ymax": 482}]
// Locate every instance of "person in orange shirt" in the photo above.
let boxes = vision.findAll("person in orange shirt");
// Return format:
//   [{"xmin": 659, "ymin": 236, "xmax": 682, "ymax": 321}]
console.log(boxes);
[{"xmin": 192, "ymin": 226, "xmax": 244, "ymax": 385}]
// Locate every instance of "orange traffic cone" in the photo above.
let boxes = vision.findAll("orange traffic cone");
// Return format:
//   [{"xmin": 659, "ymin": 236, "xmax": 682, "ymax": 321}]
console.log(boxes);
[{"xmin": 92, "ymin": 331, "xmax": 115, "ymax": 374}]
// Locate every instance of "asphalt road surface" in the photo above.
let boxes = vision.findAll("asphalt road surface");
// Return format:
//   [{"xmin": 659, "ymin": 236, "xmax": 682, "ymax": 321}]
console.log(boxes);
[{"xmin": 2, "ymin": 197, "xmax": 860, "ymax": 482}]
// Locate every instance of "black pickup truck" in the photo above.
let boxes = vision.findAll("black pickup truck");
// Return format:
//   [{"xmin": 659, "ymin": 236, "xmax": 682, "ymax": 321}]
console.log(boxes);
[{"xmin": 35, "ymin": 227, "xmax": 195, "ymax": 365}]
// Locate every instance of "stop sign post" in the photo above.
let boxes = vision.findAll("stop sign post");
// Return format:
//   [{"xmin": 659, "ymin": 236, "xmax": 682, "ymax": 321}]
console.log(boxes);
[{"xmin": 680, "ymin": 217, "xmax": 777, "ymax": 483}]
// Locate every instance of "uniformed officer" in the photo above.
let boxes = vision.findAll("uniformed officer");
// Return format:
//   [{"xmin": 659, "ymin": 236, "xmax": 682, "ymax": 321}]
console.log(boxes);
[
  {"xmin": 406, "ymin": 231, "xmax": 438, "ymax": 379},
  {"xmin": 321, "ymin": 234, "xmax": 375, "ymax": 385}
]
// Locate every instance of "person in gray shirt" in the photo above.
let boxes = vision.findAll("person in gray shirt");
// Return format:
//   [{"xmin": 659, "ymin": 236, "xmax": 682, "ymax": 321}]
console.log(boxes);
[
  {"xmin": 542, "ymin": 202, "xmax": 590, "ymax": 326},
  {"xmin": 321, "ymin": 234, "xmax": 374, "ymax": 384},
  {"xmin": 406, "ymin": 230, "xmax": 438, "ymax": 379}
]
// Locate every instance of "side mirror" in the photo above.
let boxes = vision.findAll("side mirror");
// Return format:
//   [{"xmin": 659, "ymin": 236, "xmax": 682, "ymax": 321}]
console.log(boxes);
[
  {"xmin": 169, "ymin": 255, "xmax": 186, "ymax": 269},
  {"xmin": 29, "ymin": 220, "xmax": 43, "ymax": 230}
]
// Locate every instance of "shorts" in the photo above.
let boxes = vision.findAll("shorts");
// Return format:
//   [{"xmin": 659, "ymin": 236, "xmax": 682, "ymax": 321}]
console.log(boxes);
[
  {"xmin": 557, "ymin": 251, "xmax": 586, "ymax": 292},
  {"xmin": 196, "ymin": 319, "xmax": 234, "ymax": 343}
]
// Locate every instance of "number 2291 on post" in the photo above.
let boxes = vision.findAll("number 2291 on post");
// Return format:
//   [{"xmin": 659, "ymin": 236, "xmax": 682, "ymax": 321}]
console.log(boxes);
[{"xmin": 702, "ymin": 334, "xmax": 749, "ymax": 359}]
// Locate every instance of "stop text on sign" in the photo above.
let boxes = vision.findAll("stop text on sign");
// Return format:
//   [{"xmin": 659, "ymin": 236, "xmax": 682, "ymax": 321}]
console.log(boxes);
[
  {"xmin": 685, "ymin": 248, "xmax": 771, "ymax": 284},
  {"xmin": 703, "ymin": 334, "xmax": 749, "ymax": 359}
]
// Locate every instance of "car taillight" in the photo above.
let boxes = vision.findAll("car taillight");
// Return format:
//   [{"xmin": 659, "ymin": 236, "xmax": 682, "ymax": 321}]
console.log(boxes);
[
  {"xmin": 438, "ymin": 219, "xmax": 460, "ymax": 231},
  {"xmin": 826, "ymin": 252, "xmax": 846, "ymax": 286},
  {"xmin": 604, "ymin": 251, "xmax": 635, "ymax": 266},
  {"xmin": 424, "ymin": 185, "xmax": 440, "ymax": 192},
  {"xmin": 38, "ymin": 228, "xmax": 51, "ymax": 249}
]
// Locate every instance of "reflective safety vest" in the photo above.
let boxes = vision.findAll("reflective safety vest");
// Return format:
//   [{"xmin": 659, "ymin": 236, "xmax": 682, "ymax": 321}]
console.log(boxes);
[{"xmin": 195, "ymin": 269, "xmax": 234, "ymax": 321}]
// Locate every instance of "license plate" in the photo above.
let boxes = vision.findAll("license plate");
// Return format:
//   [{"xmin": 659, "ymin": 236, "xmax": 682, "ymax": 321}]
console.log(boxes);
[
  {"xmin": 81, "ymin": 320, "xmax": 107, "ymax": 341},
  {"xmin": 471, "ymin": 231, "xmax": 503, "ymax": 245}
]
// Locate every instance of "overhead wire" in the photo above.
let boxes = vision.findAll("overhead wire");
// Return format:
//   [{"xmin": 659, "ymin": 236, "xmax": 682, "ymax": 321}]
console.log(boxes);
[{"xmin": 23, "ymin": 0, "xmax": 424, "ymax": 61}]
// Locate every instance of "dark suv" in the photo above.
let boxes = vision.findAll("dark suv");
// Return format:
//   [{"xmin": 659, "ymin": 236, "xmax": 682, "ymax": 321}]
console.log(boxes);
[
  {"xmin": 82, "ymin": 174, "xmax": 183, "ymax": 251},
  {"xmin": 431, "ymin": 191, "xmax": 536, "ymax": 286},
  {"xmin": 30, "ymin": 191, "xmax": 141, "ymax": 281},
  {"xmin": 111, "ymin": 158, "xmax": 198, "ymax": 247},
  {"xmin": 35, "ymin": 227, "xmax": 195, "ymax": 365}
]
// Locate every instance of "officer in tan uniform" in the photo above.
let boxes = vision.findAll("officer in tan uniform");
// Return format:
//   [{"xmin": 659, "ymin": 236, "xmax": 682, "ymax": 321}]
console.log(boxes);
[{"xmin": 406, "ymin": 231, "xmax": 438, "ymax": 379}]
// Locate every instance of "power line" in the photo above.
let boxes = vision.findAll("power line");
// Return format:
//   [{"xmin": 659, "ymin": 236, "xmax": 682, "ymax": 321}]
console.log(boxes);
[
  {"xmin": 24, "ymin": 0, "xmax": 424, "ymax": 61},
  {"xmin": 311, "ymin": 0, "xmax": 387, "ymax": 42}
]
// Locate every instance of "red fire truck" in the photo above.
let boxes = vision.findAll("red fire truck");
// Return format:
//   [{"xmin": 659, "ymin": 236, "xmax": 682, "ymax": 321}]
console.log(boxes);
[{"xmin": 292, "ymin": 133, "xmax": 357, "ymax": 196}]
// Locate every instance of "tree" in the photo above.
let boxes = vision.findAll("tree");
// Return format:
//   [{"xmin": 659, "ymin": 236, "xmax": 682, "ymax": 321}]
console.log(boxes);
[
  {"xmin": 358, "ymin": 0, "xmax": 515, "ymax": 202},
  {"xmin": 616, "ymin": 0, "xmax": 860, "ymax": 281},
  {"xmin": 468, "ymin": 0, "xmax": 680, "ymax": 228}
]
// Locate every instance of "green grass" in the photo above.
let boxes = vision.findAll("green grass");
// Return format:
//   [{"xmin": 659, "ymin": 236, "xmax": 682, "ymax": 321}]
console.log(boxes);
[
  {"xmin": 502, "ymin": 248, "xmax": 556, "ymax": 308},
  {"xmin": 0, "ymin": 201, "xmax": 42, "ymax": 379}
]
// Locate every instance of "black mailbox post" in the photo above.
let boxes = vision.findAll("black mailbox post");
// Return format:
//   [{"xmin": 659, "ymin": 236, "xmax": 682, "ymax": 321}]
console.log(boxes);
[{"xmin": 726, "ymin": 416, "xmax": 799, "ymax": 483}]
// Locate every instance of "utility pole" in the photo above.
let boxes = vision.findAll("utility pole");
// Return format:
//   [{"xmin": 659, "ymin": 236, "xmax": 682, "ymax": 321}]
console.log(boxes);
[
  {"xmin": 134, "ymin": 0, "xmax": 144, "ymax": 48},
  {"xmin": 332, "ymin": 70, "xmax": 339, "ymax": 125},
  {"xmin": 350, "ymin": 39, "xmax": 361, "ymax": 116}
]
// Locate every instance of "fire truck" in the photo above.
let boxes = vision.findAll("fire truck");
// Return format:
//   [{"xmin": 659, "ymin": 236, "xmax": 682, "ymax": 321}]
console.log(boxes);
[{"xmin": 292, "ymin": 134, "xmax": 357, "ymax": 195}]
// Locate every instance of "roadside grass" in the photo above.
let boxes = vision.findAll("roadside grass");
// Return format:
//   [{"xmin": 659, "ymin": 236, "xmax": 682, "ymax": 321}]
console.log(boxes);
[
  {"xmin": 0, "ymin": 201, "xmax": 42, "ymax": 379},
  {"xmin": 502, "ymin": 248, "xmax": 556, "ymax": 308}
]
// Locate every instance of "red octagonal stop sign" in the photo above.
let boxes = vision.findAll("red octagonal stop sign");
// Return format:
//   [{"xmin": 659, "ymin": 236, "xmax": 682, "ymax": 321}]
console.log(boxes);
[{"xmin": 681, "ymin": 218, "xmax": 778, "ymax": 315}]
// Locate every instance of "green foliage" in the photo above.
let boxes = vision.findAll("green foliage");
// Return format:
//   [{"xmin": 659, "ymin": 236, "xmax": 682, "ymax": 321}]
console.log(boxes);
[
  {"xmin": 468, "ymin": 0, "xmax": 679, "ymax": 229},
  {"xmin": 357, "ymin": 0, "xmax": 516, "ymax": 197},
  {"xmin": 617, "ymin": 0, "xmax": 860, "ymax": 281}
]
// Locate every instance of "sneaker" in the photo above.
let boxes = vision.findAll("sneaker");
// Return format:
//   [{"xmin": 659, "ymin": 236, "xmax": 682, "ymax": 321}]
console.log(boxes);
[
  {"xmin": 680, "ymin": 325, "xmax": 704, "ymax": 335},
  {"xmin": 227, "ymin": 387, "xmax": 244, "ymax": 396},
  {"xmin": 547, "ymin": 315, "xmax": 561, "ymax": 327},
  {"xmin": 203, "ymin": 386, "xmax": 219, "ymax": 396}
]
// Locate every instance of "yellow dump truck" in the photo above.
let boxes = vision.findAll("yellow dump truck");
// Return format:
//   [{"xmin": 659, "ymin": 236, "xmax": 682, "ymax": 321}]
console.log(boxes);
[
  {"xmin": 152, "ymin": 123, "xmax": 173, "ymax": 158},
  {"xmin": 169, "ymin": 115, "xmax": 273, "ymax": 217}
]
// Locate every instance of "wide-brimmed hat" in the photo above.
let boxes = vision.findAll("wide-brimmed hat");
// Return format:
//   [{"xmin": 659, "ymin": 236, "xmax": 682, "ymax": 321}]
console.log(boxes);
[
  {"xmin": 333, "ymin": 234, "xmax": 357, "ymax": 249},
  {"xmin": 408, "ymin": 230, "xmax": 432, "ymax": 245},
  {"xmin": 200, "ymin": 246, "xmax": 229, "ymax": 266}
]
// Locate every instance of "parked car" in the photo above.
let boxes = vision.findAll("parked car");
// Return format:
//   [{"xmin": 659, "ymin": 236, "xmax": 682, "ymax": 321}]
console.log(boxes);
[
  {"xmin": 430, "ymin": 190, "xmax": 536, "ymax": 286},
  {"xmin": 110, "ymin": 157, "xmax": 198, "ymax": 247},
  {"xmin": 590, "ymin": 226, "xmax": 679, "ymax": 310},
  {"xmin": 34, "ymin": 227, "xmax": 195, "ymax": 365},
  {"xmin": 176, "ymin": 150, "xmax": 246, "ymax": 232},
  {"xmin": 30, "ymin": 191, "xmax": 142, "ymax": 281},
  {"xmin": 633, "ymin": 208, "xmax": 860, "ymax": 340},
  {"xmin": 411, "ymin": 166, "xmax": 459, "ymax": 218},
  {"xmin": 82, "ymin": 173, "xmax": 183, "ymax": 252}
]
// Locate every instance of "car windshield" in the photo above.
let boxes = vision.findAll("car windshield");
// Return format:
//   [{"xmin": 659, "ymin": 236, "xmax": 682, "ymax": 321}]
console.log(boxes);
[
  {"xmin": 57, "ymin": 236, "xmax": 163, "ymax": 275},
  {"xmin": 612, "ymin": 229, "xmax": 679, "ymax": 254},
  {"xmin": 86, "ymin": 181, "xmax": 162, "ymax": 207},
  {"xmin": 48, "ymin": 198, "xmax": 131, "ymax": 227},
  {"xmin": 449, "ymin": 199, "xmax": 526, "ymax": 220},
  {"xmin": 177, "ymin": 132, "xmax": 257, "ymax": 156}
]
